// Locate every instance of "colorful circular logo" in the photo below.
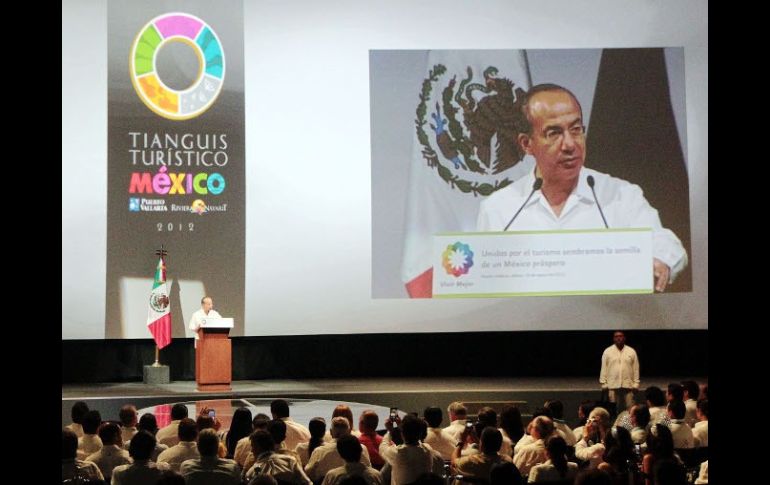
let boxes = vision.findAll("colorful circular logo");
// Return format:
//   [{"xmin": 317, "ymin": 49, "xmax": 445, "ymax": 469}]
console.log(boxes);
[
  {"xmin": 442, "ymin": 242, "xmax": 474, "ymax": 277},
  {"xmin": 129, "ymin": 12, "xmax": 225, "ymax": 120}
]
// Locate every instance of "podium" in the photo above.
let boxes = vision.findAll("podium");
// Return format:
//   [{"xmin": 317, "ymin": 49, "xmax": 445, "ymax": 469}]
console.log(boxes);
[{"xmin": 195, "ymin": 317, "xmax": 233, "ymax": 391}]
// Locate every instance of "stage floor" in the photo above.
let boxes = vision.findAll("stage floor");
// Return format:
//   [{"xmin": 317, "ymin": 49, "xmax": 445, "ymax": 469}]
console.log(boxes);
[{"xmin": 62, "ymin": 376, "xmax": 703, "ymax": 429}]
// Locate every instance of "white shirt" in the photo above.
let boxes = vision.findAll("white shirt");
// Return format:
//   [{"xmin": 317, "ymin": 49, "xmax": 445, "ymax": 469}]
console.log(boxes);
[
  {"xmin": 180, "ymin": 456, "xmax": 242, "ymax": 485},
  {"xmin": 380, "ymin": 443, "xmax": 434, "ymax": 485},
  {"xmin": 305, "ymin": 440, "xmax": 371, "ymax": 481},
  {"xmin": 528, "ymin": 459, "xmax": 578, "ymax": 483},
  {"xmin": 84, "ymin": 444, "xmax": 131, "ymax": 479},
  {"xmin": 156, "ymin": 420, "xmax": 182, "ymax": 447},
  {"xmin": 476, "ymin": 167, "xmax": 688, "ymax": 281},
  {"xmin": 553, "ymin": 420, "xmax": 577, "ymax": 447},
  {"xmin": 423, "ymin": 427, "xmax": 458, "ymax": 460},
  {"xmin": 189, "ymin": 308, "xmax": 222, "ymax": 339},
  {"xmin": 669, "ymin": 419, "xmax": 694, "ymax": 448},
  {"xmin": 600, "ymin": 344, "xmax": 640, "ymax": 390},
  {"xmin": 77, "ymin": 434, "xmax": 103, "ymax": 460},
  {"xmin": 282, "ymin": 417, "xmax": 312, "ymax": 451},
  {"xmin": 513, "ymin": 438, "xmax": 547, "ymax": 477},
  {"xmin": 246, "ymin": 450, "xmax": 312, "ymax": 484},
  {"xmin": 443, "ymin": 419, "xmax": 467, "ymax": 443},
  {"xmin": 157, "ymin": 440, "xmax": 201, "ymax": 472},
  {"xmin": 694, "ymin": 460, "xmax": 708, "ymax": 484},
  {"xmin": 693, "ymin": 421, "xmax": 708, "ymax": 448}
]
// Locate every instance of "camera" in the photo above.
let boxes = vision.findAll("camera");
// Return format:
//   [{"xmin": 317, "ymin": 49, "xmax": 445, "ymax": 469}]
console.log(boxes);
[{"xmin": 208, "ymin": 409, "xmax": 216, "ymax": 418}]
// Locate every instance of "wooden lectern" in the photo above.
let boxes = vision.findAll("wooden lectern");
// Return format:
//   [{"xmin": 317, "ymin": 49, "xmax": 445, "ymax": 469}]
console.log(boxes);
[{"xmin": 195, "ymin": 317, "xmax": 233, "ymax": 391}]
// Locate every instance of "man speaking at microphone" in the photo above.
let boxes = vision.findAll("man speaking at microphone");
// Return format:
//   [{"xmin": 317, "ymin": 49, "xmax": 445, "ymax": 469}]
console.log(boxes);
[
  {"xmin": 476, "ymin": 84, "xmax": 687, "ymax": 292},
  {"xmin": 189, "ymin": 296, "xmax": 222, "ymax": 347}
]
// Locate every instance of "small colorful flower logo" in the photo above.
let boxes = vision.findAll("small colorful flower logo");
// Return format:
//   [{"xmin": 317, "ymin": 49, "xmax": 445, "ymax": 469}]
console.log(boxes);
[
  {"xmin": 442, "ymin": 242, "xmax": 474, "ymax": 277},
  {"xmin": 191, "ymin": 199, "xmax": 207, "ymax": 214}
]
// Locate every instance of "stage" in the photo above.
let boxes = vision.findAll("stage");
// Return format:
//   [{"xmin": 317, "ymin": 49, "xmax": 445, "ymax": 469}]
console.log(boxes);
[{"xmin": 62, "ymin": 376, "xmax": 703, "ymax": 428}]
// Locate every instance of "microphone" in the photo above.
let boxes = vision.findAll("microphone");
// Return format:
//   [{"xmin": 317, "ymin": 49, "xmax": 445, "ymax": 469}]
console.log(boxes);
[
  {"xmin": 587, "ymin": 175, "xmax": 609, "ymax": 228},
  {"xmin": 503, "ymin": 177, "xmax": 542, "ymax": 231}
]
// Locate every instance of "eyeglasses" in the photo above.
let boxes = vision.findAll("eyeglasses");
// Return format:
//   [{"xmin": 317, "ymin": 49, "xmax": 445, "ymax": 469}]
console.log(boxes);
[{"xmin": 543, "ymin": 124, "xmax": 586, "ymax": 145}]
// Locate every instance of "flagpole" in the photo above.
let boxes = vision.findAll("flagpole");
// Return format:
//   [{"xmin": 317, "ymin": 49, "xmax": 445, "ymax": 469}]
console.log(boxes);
[{"xmin": 153, "ymin": 345, "xmax": 161, "ymax": 367}]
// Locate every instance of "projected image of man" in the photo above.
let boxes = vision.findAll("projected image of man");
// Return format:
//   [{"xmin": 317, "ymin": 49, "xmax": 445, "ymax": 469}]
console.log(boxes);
[{"xmin": 476, "ymin": 84, "xmax": 687, "ymax": 292}]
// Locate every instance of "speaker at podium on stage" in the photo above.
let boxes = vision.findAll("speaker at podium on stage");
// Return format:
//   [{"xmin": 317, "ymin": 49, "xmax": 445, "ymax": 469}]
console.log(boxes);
[{"xmin": 188, "ymin": 296, "xmax": 233, "ymax": 392}]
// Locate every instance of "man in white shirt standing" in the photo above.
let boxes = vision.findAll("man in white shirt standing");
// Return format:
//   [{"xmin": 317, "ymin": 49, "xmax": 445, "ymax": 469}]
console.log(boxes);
[
  {"xmin": 600, "ymin": 331, "xmax": 640, "ymax": 414},
  {"xmin": 189, "ymin": 296, "xmax": 222, "ymax": 346}
]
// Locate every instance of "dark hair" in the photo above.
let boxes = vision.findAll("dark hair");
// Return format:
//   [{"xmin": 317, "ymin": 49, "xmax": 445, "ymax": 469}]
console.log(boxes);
[
  {"xmin": 500, "ymin": 405, "xmax": 525, "ymax": 444},
  {"xmin": 119, "ymin": 405, "xmax": 137, "ymax": 426},
  {"xmin": 401, "ymin": 414, "xmax": 422, "ymax": 443},
  {"xmin": 631, "ymin": 404, "xmax": 650, "ymax": 428},
  {"xmin": 226, "ymin": 408, "xmax": 253, "ymax": 458},
  {"xmin": 480, "ymin": 427, "xmax": 503, "ymax": 455},
  {"xmin": 602, "ymin": 426, "xmax": 634, "ymax": 474},
  {"xmin": 71, "ymin": 401, "xmax": 89, "ymax": 424},
  {"xmin": 267, "ymin": 419, "xmax": 288, "ymax": 446},
  {"xmin": 544, "ymin": 400, "xmax": 564, "ymax": 419},
  {"xmin": 250, "ymin": 429, "xmax": 275, "ymax": 453},
  {"xmin": 668, "ymin": 400, "xmax": 686, "ymax": 420},
  {"xmin": 578, "ymin": 400, "xmax": 597, "ymax": 426},
  {"xmin": 308, "ymin": 417, "xmax": 326, "ymax": 456},
  {"xmin": 82, "ymin": 410, "xmax": 103, "ymax": 435},
  {"xmin": 423, "ymin": 407, "xmax": 443, "ymax": 428},
  {"xmin": 696, "ymin": 399, "xmax": 709, "ymax": 419},
  {"xmin": 667, "ymin": 383, "xmax": 684, "ymax": 402},
  {"xmin": 490, "ymin": 462, "xmax": 524, "ymax": 485},
  {"xmin": 178, "ymin": 418, "xmax": 198, "ymax": 442},
  {"xmin": 138, "ymin": 413, "xmax": 159, "ymax": 434},
  {"xmin": 171, "ymin": 403, "xmax": 189, "ymax": 420},
  {"xmin": 97, "ymin": 422, "xmax": 122, "ymax": 445},
  {"xmin": 129, "ymin": 430, "xmax": 156, "ymax": 460},
  {"xmin": 337, "ymin": 434, "xmax": 362, "ymax": 462},
  {"xmin": 645, "ymin": 387, "xmax": 666, "ymax": 407},
  {"xmin": 197, "ymin": 428, "xmax": 220, "ymax": 457},
  {"xmin": 546, "ymin": 435, "xmax": 569, "ymax": 478},
  {"xmin": 62, "ymin": 428, "xmax": 78, "ymax": 459},
  {"xmin": 253, "ymin": 415, "xmax": 270, "ymax": 430},
  {"xmin": 270, "ymin": 399, "xmax": 290, "ymax": 418},
  {"xmin": 680, "ymin": 380, "xmax": 699, "ymax": 400},
  {"xmin": 647, "ymin": 424, "xmax": 675, "ymax": 460}
]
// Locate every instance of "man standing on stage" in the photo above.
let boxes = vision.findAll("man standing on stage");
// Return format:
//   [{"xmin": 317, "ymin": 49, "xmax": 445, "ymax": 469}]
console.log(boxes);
[
  {"xmin": 600, "ymin": 330, "xmax": 640, "ymax": 414},
  {"xmin": 189, "ymin": 296, "xmax": 222, "ymax": 347}
]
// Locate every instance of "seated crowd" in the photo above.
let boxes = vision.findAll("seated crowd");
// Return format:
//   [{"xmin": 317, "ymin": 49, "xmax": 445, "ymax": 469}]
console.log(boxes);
[{"xmin": 63, "ymin": 382, "xmax": 708, "ymax": 485}]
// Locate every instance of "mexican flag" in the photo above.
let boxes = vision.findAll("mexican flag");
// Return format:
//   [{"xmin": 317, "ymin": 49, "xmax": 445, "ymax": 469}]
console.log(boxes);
[
  {"xmin": 401, "ymin": 50, "xmax": 532, "ymax": 297},
  {"xmin": 147, "ymin": 256, "xmax": 171, "ymax": 348}
]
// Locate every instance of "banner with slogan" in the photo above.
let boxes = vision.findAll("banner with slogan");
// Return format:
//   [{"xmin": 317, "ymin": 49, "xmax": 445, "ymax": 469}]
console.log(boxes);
[{"xmin": 105, "ymin": 0, "xmax": 245, "ymax": 339}]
